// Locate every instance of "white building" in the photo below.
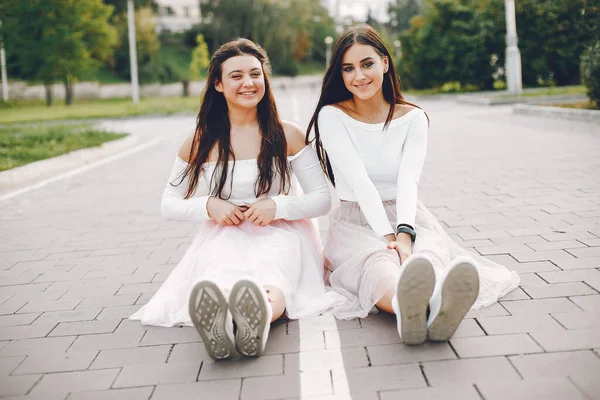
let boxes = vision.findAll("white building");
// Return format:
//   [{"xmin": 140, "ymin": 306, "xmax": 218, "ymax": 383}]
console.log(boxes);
[
  {"xmin": 321, "ymin": 0, "xmax": 392, "ymax": 24},
  {"xmin": 154, "ymin": 0, "xmax": 201, "ymax": 32}
]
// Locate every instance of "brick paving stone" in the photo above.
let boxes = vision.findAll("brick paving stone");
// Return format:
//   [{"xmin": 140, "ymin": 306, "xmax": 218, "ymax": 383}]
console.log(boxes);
[
  {"xmin": 521, "ymin": 282, "xmax": 597, "ymax": 298},
  {"xmin": 48, "ymin": 319, "xmax": 120, "ymax": 337},
  {"xmin": 512, "ymin": 250, "xmax": 575, "ymax": 263},
  {"xmin": 552, "ymin": 311, "xmax": 600, "ymax": 329},
  {"xmin": 555, "ymin": 257, "xmax": 600, "ymax": 270},
  {"xmin": 76, "ymin": 294, "xmax": 140, "ymax": 309},
  {"xmin": 567, "ymin": 247, "xmax": 600, "ymax": 258},
  {"xmin": 0, "ymin": 321, "xmax": 58, "ymax": 341},
  {"xmin": 138, "ymin": 326, "xmax": 199, "ymax": 346},
  {"xmin": 0, "ymin": 336, "xmax": 76, "ymax": 357},
  {"xmin": 18, "ymin": 298, "xmax": 82, "ymax": 314},
  {"xmin": 501, "ymin": 298, "xmax": 581, "ymax": 315},
  {"xmin": 28, "ymin": 369, "xmax": 119, "ymax": 396},
  {"xmin": 464, "ymin": 303, "xmax": 509, "ymax": 318},
  {"xmin": 13, "ymin": 351, "xmax": 97, "ymax": 375},
  {"xmin": 379, "ymin": 384, "xmax": 482, "ymax": 400},
  {"xmin": 531, "ymin": 328, "xmax": 600, "ymax": 351},
  {"xmin": 422, "ymin": 357, "xmax": 521, "ymax": 385},
  {"xmin": 0, "ymin": 356, "xmax": 25, "ymax": 375},
  {"xmin": 0, "ymin": 375, "xmax": 41, "ymax": 397},
  {"xmin": 477, "ymin": 314, "xmax": 564, "ymax": 334},
  {"xmin": 477, "ymin": 379, "xmax": 587, "ymax": 400},
  {"xmin": 166, "ymin": 342, "xmax": 210, "ymax": 363},
  {"xmin": 66, "ymin": 387, "xmax": 154, "ymax": 400},
  {"xmin": 198, "ymin": 354, "xmax": 283, "ymax": 380},
  {"xmin": 498, "ymin": 287, "xmax": 530, "ymax": 301},
  {"xmin": 527, "ymin": 240, "xmax": 587, "ymax": 251},
  {"xmin": 450, "ymin": 334, "xmax": 543, "ymax": 358},
  {"xmin": 241, "ymin": 371, "xmax": 333, "ymax": 400},
  {"xmin": 35, "ymin": 309, "xmax": 101, "ymax": 324},
  {"xmin": 151, "ymin": 379, "xmax": 241, "ymax": 400},
  {"xmin": 570, "ymin": 295, "xmax": 600, "ymax": 311},
  {"xmin": 67, "ymin": 330, "xmax": 144, "ymax": 353},
  {"xmin": 0, "ymin": 313, "xmax": 41, "ymax": 327},
  {"xmin": 325, "ymin": 324, "xmax": 401, "ymax": 348},
  {"xmin": 450, "ymin": 319, "xmax": 486, "ymax": 337},
  {"xmin": 518, "ymin": 273, "xmax": 549, "ymax": 286},
  {"xmin": 112, "ymin": 361, "xmax": 200, "ymax": 388},
  {"xmin": 90, "ymin": 345, "xmax": 170, "ymax": 369},
  {"xmin": 366, "ymin": 342, "xmax": 456, "ymax": 365}
]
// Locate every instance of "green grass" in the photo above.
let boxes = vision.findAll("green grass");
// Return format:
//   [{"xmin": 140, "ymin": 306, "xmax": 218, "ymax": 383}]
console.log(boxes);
[
  {"xmin": 550, "ymin": 100, "xmax": 598, "ymax": 110},
  {"xmin": 494, "ymin": 85, "xmax": 587, "ymax": 99},
  {"xmin": 0, "ymin": 124, "xmax": 127, "ymax": 171},
  {"xmin": 0, "ymin": 96, "xmax": 201, "ymax": 124}
]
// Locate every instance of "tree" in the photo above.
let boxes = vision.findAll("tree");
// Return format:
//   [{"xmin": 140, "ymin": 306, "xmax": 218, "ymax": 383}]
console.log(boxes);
[
  {"xmin": 111, "ymin": 7, "xmax": 160, "ymax": 83},
  {"xmin": 399, "ymin": 0, "xmax": 504, "ymax": 90},
  {"xmin": 181, "ymin": 33, "xmax": 210, "ymax": 96},
  {"xmin": 2, "ymin": 0, "xmax": 117, "ymax": 105},
  {"xmin": 515, "ymin": 0, "xmax": 600, "ymax": 86},
  {"xmin": 387, "ymin": 0, "xmax": 423, "ymax": 32}
]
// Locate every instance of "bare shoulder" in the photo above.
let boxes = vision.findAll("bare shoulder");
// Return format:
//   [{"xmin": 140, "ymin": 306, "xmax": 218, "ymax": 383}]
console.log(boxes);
[
  {"xmin": 282, "ymin": 120, "xmax": 307, "ymax": 155},
  {"xmin": 393, "ymin": 103, "xmax": 419, "ymax": 119},
  {"xmin": 177, "ymin": 134, "xmax": 196, "ymax": 163},
  {"xmin": 330, "ymin": 99, "xmax": 353, "ymax": 114}
]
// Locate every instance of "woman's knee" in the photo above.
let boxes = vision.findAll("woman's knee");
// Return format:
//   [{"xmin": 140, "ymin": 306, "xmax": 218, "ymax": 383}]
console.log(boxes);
[{"xmin": 263, "ymin": 285, "xmax": 286, "ymax": 322}]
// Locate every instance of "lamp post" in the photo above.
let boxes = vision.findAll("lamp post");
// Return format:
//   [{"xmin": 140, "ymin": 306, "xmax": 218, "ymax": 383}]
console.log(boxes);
[
  {"xmin": 324, "ymin": 36, "xmax": 333, "ymax": 69},
  {"xmin": 504, "ymin": 0, "xmax": 522, "ymax": 95},
  {"xmin": 0, "ymin": 21, "xmax": 8, "ymax": 101},
  {"xmin": 127, "ymin": 0, "xmax": 140, "ymax": 104}
]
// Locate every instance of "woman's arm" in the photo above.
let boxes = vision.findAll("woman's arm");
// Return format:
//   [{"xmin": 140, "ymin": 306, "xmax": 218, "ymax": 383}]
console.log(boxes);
[
  {"xmin": 395, "ymin": 109, "xmax": 428, "ymax": 230},
  {"xmin": 160, "ymin": 135, "xmax": 245, "ymax": 225},
  {"xmin": 317, "ymin": 110, "xmax": 394, "ymax": 238}
]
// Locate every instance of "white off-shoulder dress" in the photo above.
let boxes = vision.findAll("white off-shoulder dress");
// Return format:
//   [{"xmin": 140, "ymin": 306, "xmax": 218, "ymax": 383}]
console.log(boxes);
[
  {"xmin": 317, "ymin": 106, "xmax": 520, "ymax": 320},
  {"xmin": 130, "ymin": 146, "xmax": 345, "ymax": 327}
]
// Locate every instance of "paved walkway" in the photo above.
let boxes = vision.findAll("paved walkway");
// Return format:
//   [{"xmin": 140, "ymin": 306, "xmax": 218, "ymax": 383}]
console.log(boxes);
[{"xmin": 1, "ymin": 88, "xmax": 600, "ymax": 399}]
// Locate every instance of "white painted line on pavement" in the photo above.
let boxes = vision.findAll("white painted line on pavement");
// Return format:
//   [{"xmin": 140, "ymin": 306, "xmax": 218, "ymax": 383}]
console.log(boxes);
[
  {"xmin": 0, "ymin": 136, "xmax": 166, "ymax": 203},
  {"xmin": 298, "ymin": 315, "xmax": 351, "ymax": 398}
]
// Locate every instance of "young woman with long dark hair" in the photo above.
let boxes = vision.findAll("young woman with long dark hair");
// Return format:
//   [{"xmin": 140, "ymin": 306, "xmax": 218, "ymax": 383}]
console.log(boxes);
[
  {"xmin": 307, "ymin": 25, "xmax": 519, "ymax": 345},
  {"xmin": 130, "ymin": 38, "xmax": 343, "ymax": 359}
]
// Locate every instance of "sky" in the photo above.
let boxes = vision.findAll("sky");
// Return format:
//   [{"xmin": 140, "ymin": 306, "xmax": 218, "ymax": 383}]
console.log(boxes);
[{"xmin": 322, "ymin": 0, "xmax": 392, "ymax": 23}]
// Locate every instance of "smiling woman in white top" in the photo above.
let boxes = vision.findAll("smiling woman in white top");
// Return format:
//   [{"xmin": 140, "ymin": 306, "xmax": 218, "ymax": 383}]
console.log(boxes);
[
  {"xmin": 307, "ymin": 24, "xmax": 519, "ymax": 345},
  {"xmin": 130, "ymin": 38, "xmax": 343, "ymax": 360}
]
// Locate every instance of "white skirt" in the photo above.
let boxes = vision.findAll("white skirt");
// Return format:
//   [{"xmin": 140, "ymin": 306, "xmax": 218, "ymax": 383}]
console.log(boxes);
[
  {"xmin": 324, "ymin": 200, "xmax": 521, "ymax": 320},
  {"xmin": 130, "ymin": 219, "xmax": 345, "ymax": 327}
]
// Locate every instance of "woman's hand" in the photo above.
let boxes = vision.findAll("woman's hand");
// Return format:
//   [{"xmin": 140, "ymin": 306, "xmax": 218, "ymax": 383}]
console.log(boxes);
[
  {"xmin": 386, "ymin": 233, "xmax": 413, "ymax": 265},
  {"xmin": 206, "ymin": 197, "xmax": 246, "ymax": 226},
  {"xmin": 244, "ymin": 198, "xmax": 277, "ymax": 226}
]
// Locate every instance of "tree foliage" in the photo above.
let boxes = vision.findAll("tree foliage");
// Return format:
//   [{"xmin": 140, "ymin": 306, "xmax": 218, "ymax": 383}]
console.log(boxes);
[
  {"xmin": 2, "ymin": 0, "xmax": 117, "ymax": 105},
  {"xmin": 581, "ymin": 41, "xmax": 600, "ymax": 107}
]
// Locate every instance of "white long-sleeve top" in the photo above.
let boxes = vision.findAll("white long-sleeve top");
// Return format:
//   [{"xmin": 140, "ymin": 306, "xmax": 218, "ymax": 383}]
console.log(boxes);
[
  {"xmin": 317, "ymin": 105, "xmax": 428, "ymax": 237},
  {"xmin": 160, "ymin": 145, "xmax": 331, "ymax": 222}
]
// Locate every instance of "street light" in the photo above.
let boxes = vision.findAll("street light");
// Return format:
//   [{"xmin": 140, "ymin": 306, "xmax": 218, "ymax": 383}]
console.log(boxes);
[
  {"xmin": 504, "ymin": 0, "xmax": 522, "ymax": 95},
  {"xmin": 0, "ymin": 20, "xmax": 8, "ymax": 101},
  {"xmin": 324, "ymin": 36, "xmax": 333, "ymax": 69},
  {"xmin": 127, "ymin": 0, "xmax": 140, "ymax": 104}
]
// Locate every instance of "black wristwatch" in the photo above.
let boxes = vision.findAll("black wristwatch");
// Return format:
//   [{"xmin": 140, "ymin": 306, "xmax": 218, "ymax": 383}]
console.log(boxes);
[{"xmin": 396, "ymin": 223, "xmax": 416, "ymax": 244}]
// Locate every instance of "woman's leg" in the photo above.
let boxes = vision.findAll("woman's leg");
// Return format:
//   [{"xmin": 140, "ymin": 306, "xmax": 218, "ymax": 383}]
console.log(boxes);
[{"xmin": 264, "ymin": 285, "xmax": 286, "ymax": 322}]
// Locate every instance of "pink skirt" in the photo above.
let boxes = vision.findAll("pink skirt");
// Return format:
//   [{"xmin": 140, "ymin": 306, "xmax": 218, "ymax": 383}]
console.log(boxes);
[
  {"xmin": 130, "ymin": 219, "xmax": 344, "ymax": 327},
  {"xmin": 325, "ymin": 200, "xmax": 520, "ymax": 319}
]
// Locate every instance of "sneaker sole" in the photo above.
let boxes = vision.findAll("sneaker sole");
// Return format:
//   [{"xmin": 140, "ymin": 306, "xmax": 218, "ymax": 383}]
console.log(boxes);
[
  {"xmin": 188, "ymin": 281, "xmax": 236, "ymax": 360},
  {"xmin": 396, "ymin": 256, "xmax": 435, "ymax": 346},
  {"xmin": 229, "ymin": 280, "xmax": 269, "ymax": 357},
  {"xmin": 428, "ymin": 262, "xmax": 479, "ymax": 342}
]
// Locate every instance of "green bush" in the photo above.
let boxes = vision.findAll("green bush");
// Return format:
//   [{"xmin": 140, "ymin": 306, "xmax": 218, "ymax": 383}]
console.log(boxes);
[{"xmin": 581, "ymin": 41, "xmax": 600, "ymax": 108}]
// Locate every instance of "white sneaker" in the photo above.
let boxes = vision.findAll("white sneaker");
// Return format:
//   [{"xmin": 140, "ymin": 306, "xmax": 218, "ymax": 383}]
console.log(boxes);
[
  {"xmin": 427, "ymin": 257, "xmax": 480, "ymax": 342},
  {"xmin": 188, "ymin": 280, "xmax": 237, "ymax": 360},
  {"xmin": 229, "ymin": 279, "xmax": 272, "ymax": 357},
  {"xmin": 393, "ymin": 255, "xmax": 435, "ymax": 346}
]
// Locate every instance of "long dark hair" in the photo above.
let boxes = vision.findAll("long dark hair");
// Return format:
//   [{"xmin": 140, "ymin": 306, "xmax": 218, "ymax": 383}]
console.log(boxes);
[
  {"xmin": 306, "ymin": 24, "xmax": 423, "ymax": 185},
  {"xmin": 180, "ymin": 38, "xmax": 290, "ymax": 199}
]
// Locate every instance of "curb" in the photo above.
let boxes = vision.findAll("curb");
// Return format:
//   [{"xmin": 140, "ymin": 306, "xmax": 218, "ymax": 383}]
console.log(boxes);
[
  {"xmin": 0, "ymin": 134, "xmax": 140, "ymax": 194},
  {"xmin": 512, "ymin": 103, "xmax": 600, "ymax": 122},
  {"xmin": 456, "ymin": 94, "xmax": 587, "ymax": 106}
]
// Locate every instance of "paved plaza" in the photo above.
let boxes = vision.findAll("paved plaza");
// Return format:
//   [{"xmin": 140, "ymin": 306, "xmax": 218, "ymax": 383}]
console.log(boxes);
[{"xmin": 1, "ymin": 87, "xmax": 600, "ymax": 399}]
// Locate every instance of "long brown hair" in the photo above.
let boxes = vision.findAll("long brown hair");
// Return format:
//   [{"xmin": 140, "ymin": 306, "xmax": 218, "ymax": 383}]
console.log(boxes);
[
  {"xmin": 180, "ymin": 38, "xmax": 290, "ymax": 199},
  {"xmin": 306, "ymin": 24, "xmax": 423, "ymax": 185}
]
